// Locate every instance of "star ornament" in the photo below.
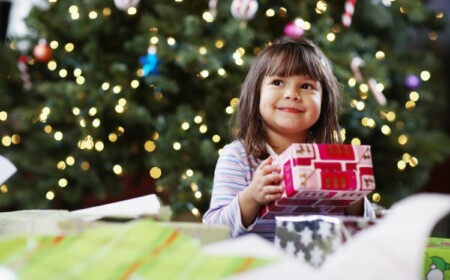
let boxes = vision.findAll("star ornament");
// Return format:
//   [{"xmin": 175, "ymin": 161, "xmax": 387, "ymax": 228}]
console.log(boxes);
[
  {"xmin": 300, "ymin": 226, "xmax": 313, "ymax": 247},
  {"xmin": 285, "ymin": 240, "xmax": 296, "ymax": 255},
  {"xmin": 296, "ymin": 249, "xmax": 306, "ymax": 262},
  {"xmin": 139, "ymin": 45, "xmax": 159, "ymax": 77},
  {"xmin": 331, "ymin": 233, "xmax": 343, "ymax": 251},
  {"xmin": 317, "ymin": 220, "xmax": 333, "ymax": 240},
  {"xmin": 286, "ymin": 221, "xmax": 295, "ymax": 232},
  {"xmin": 274, "ymin": 235, "xmax": 282, "ymax": 249},
  {"xmin": 309, "ymin": 245, "xmax": 324, "ymax": 267}
]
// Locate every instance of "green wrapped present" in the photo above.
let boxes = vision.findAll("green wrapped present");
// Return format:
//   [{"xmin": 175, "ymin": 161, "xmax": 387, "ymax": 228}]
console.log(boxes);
[
  {"xmin": 0, "ymin": 220, "xmax": 272, "ymax": 279},
  {"xmin": 424, "ymin": 237, "xmax": 450, "ymax": 280}
]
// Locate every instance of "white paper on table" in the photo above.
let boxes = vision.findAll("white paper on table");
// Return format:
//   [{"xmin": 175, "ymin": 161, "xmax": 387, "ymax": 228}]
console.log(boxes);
[
  {"xmin": 203, "ymin": 234, "xmax": 322, "ymax": 279},
  {"xmin": 0, "ymin": 155, "xmax": 17, "ymax": 185},
  {"xmin": 320, "ymin": 193, "xmax": 450, "ymax": 280},
  {"xmin": 203, "ymin": 233, "xmax": 286, "ymax": 259},
  {"xmin": 69, "ymin": 194, "xmax": 162, "ymax": 221},
  {"xmin": 204, "ymin": 193, "xmax": 450, "ymax": 280}
]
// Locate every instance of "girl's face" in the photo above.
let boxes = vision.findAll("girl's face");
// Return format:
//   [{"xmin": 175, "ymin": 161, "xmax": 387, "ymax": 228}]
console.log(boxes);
[{"xmin": 259, "ymin": 74, "xmax": 322, "ymax": 144}]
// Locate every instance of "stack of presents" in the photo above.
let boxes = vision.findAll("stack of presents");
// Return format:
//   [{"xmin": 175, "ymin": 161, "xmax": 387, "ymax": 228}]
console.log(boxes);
[
  {"xmin": 263, "ymin": 143, "xmax": 378, "ymax": 266},
  {"xmin": 0, "ymin": 144, "xmax": 449, "ymax": 279}
]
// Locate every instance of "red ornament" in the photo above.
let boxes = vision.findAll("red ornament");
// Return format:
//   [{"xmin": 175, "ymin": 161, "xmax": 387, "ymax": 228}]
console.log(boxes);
[
  {"xmin": 284, "ymin": 20, "xmax": 304, "ymax": 37},
  {"xmin": 33, "ymin": 40, "xmax": 52, "ymax": 63}
]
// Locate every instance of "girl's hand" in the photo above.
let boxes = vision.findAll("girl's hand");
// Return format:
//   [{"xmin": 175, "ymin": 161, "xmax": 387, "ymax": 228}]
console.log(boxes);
[
  {"xmin": 238, "ymin": 157, "xmax": 284, "ymax": 227},
  {"xmin": 247, "ymin": 157, "xmax": 284, "ymax": 205}
]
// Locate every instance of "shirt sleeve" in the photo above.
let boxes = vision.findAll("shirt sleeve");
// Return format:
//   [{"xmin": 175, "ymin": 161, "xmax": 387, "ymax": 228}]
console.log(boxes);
[{"xmin": 202, "ymin": 142, "xmax": 256, "ymax": 238}]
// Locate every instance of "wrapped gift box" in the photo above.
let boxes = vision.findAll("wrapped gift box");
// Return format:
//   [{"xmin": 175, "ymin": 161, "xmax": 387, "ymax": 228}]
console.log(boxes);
[
  {"xmin": 274, "ymin": 215, "xmax": 377, "ymax": 267},
  {"xmin": 424, "ymin": 237, "xmax": 450, "ymax": 280},
  {"xmin": 260, "ymin": 144, "xmax": 376, "ymax": 219},
  {"xmin": 339, "ymin": 216, "xmax": 378, "ymax": 241},
  {"xmin": 0, "ymin": 220, "xmax": 267, "ymax": 279},
  {"xmin": 274, "ymin": 215, "xmax": 343, "ymax": 267}
]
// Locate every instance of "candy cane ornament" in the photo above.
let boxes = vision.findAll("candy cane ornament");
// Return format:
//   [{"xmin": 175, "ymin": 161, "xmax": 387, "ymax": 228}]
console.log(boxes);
[
  {"xmin": 368, "ymin": 78, "xmax": 387, "ymax": 106},
  {"xmin": 350, "ymin": 57, "xmax": 387, "ymax": 106},
  {"xmin": 350, "ymin": 57, "xmax": 365, "ymax": 82},
  {"xmin": 209, "ymin": 0, "xmax": 218, "ymax": 17},
  {"xmin": 342, "ymin": 0, "xmax": 357, "ymax": 28},
  {"xmin": 17, "ymin": 55, "xmax": 32, "ymax": 90}
]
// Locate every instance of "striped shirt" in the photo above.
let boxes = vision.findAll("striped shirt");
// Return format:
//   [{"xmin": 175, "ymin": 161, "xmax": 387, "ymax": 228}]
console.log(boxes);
[
  {"xmin": 202, "ymin": 140, "xmax": 375, "ymax": 242},
  {"xmin": 202, "ymin": 140, "xmax": 276, "ymax": 240}
]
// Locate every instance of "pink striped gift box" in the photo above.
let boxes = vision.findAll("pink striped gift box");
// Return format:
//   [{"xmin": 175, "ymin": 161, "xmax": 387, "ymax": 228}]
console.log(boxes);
[{"xmin": 260, "ymin": 144, "xmax": 376, "ymax": 219}]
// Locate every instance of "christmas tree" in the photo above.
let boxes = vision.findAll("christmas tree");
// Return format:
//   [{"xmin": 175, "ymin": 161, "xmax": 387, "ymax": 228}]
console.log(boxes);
[{"xmin": 0, "ymin": 0, "xmax": 449, "ymax": 218}]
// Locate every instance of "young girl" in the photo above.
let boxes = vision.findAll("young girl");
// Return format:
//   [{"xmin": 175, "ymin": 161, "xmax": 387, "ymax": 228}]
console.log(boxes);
[{"xmin": 202, "ymin": 37, "xmax": 375, "ymax": 241}]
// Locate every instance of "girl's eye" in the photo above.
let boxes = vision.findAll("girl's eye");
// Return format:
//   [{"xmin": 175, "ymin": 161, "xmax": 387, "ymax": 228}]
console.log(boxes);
[
  {"xmin": 301, "ymin": 83, "xmax": 314, "ymax": 90},
  {"xmin": 272, "ymin": 79, "xmax": 283, "ymax": 86}
]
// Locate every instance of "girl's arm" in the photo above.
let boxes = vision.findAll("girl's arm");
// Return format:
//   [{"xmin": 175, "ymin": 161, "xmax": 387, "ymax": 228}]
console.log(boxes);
[
  {"xmin": 202, "ymin": 143, "xmax": 256, "ymax": 237},
  {"xmin": 202, "ymin": 142, "xmax": 283, "ymax": 237},
  {"xmin": 238, "ymin": 157, "xmax": 283, "ymax": 227}
]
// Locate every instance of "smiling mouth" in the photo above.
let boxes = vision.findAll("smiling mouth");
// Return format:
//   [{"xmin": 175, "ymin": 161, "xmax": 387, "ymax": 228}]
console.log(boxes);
[{"xmin": 277, "ymin": 107, "xmax": 304, "ymax": 113}]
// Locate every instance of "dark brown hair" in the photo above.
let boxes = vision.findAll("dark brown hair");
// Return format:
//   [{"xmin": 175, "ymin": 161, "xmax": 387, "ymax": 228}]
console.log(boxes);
[{"xmin": 233, "ymin": 37, "xmax": 343, "ymax": 159}]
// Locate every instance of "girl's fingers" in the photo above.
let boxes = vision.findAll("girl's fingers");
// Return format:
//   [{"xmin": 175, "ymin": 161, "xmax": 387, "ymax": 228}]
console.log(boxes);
[
  {"xmin": 265, "ymin": 192, "xmax": 283, "ymax": 201},
  {"xmin": 265, "ymin": 173, "xmax": 283, "ymax": 185},
  {"xmin": 264, "ymin": 170, "xmax": 283, "ymax": 185},
  {"xmin": 262, "ymin": 185, "xmax": 283, "ymax": 196},
  {"xmin": 257, "ymin": 157, "xmax": 273, "ymax": 170},
  {"xmin": 265, "ymin": 187, "xmax": 283, "ymax": 196},
  {"xmin": 259, "ymin": 160, "xmax": 281, "ymax": 175}
]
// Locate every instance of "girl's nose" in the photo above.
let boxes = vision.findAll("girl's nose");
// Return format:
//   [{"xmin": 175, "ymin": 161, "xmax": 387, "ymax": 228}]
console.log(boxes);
[{"xmin": 284, "ymin": 88, "xmax": 302, "ymax": 101}]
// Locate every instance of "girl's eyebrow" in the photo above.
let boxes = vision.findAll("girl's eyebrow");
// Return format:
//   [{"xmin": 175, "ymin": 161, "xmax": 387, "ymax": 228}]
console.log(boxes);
[
  {"xmin": 294, "ymin": 75, "xmax": 317, "ymax": 81},
  {"xmin": 302, "ymin": 76, "xmax": 318, "ymax": 82},
  {"xmin": 264, "ymin": 75, "xmax": 283, "ymax": 79}
]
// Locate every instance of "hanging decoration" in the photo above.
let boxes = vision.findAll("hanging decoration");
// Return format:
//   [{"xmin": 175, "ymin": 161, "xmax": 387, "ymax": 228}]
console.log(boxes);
[
  {"xmin": 371, "ymin": 0, "xmax": 391, "ymax": 7},
  {"xmin": 114, "ymin": 0, "xmax": 140, "ymax": 11},
  {"xmin": 6, "ymin": 0, "xmax": 50, "ymax": 52},
  {"xmin": 350, "ymin": 57, "xmax": 387, "ymax": 106},
  {"xmin": 342, "ymin": 0, "xmax": 357, "ymax": 28},
  {"xmin": 17, "ymin": 55, "xmax": 32, "ymax": 90},
  {"xmin": 351, "ymin": 57, "xmax": 365, "ymax": 82},
  {"xmin": 139, "ymin": 45, "xmax": 159, "ymax": 77},
  {"xmin": 32, "ymin": 39, "xmax": 52, "ymax": 63},
  {"xmin": 209, "ymin": 0, "xmax": 218, "ymax": 18},
  {"xmin": 283, "ymin": 19, "xmax": 305, "ymax": 38},
  {"xmin": 404, "ymin": 74, "xmax": 420, "ymax": 90},
  {"xmin": 367, "ymin": 78, "xmax": 386, "ymax": 106},
  {"xmin": 230, "ymin": 0, "xmax": 258, "ymax": 21}
]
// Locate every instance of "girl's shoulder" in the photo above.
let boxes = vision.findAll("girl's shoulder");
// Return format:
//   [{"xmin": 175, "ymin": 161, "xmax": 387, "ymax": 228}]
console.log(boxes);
[
  {"xmin": 221, "ymin": 139, "xmax": 246, "ymax": 157},
  {"xmin": 225, "ymin": 139, "xmax": 245, "ymax": 149},
  {"xmin": 221, "ymin": 140, "xmax": 260, "ymax": 167}
]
